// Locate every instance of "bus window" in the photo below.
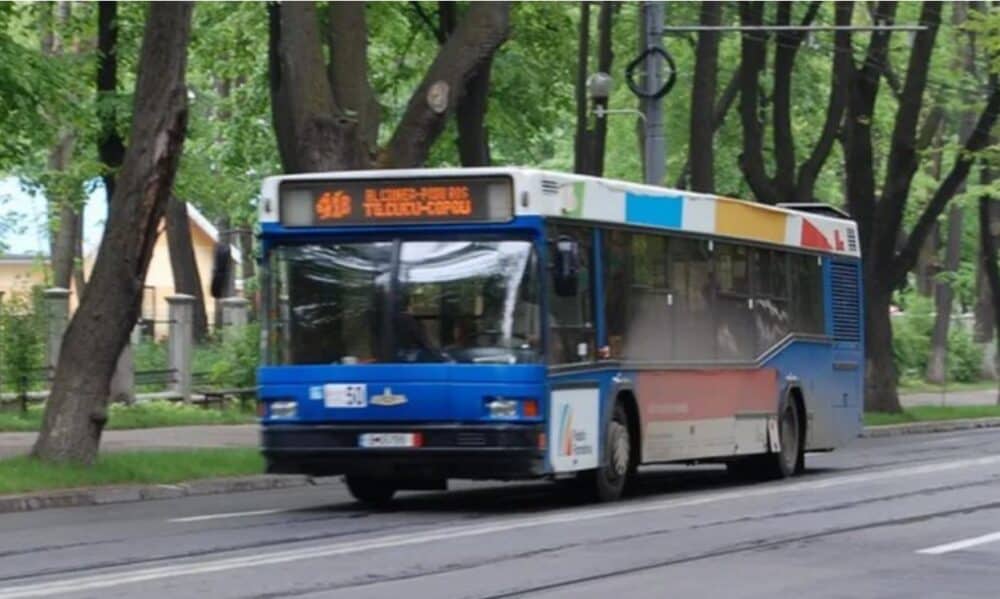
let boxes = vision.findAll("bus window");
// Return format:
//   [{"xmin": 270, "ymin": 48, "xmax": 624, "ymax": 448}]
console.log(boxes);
[
  {"xmin": 790, "ymin": 253, "xmax": 825, "ymax": 335},
  {"xmin": 752, "ymin": 248, "xmax": 791, "ymax": 354},
  {"xmin": 624, "ymin": 232, "xmax": 671, "ymax": 362},
  {"xmin": 714, "ymin": 243, "xmax": 755, "ymax": 360},
  {"xmin": 669, "ymin": 237, "xmax": 715, "ymax": 362},
  {"xmin": 547, "ymin": 224, "xmax": 594, "ymax": 364}
]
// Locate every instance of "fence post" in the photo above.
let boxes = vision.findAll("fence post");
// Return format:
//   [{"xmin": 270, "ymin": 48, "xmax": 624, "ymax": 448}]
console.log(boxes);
[
  {"xmin": 167, "ymin": 294, "xmax": 194, "ymax": 402},
  {"xmin": 220, "ymin": 297, "xmax": 250, "ymax": 329},
  {"xmin": 43, "ymin": 288, "xmax": 70, "ymax": 376}
]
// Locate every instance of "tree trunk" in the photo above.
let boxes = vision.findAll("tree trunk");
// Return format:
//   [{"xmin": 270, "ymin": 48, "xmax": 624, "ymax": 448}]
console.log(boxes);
[
  {"xmin": 165, "ymin": 197, "xmax": 208, "ymax": 341},
  {"xmin": 979, "ymin": 193, "xmax": 1000, "ymax": 401},
  {"xmin": 927, "ymin": 203, "xmax": 963, "ymax": 383},
  {"xmin": 590, "ymin": 1, "xmax": 613, "ymax": 177},
  {"xmin": 675, "ymin": 68, "xmax": 739, "ymax": 189},
  {"xmin": 238, "ymin": 227, "xmax": 256, "ymax": 315},
  {"xmin": 328, "ymin": 1, "xmax": 380, "ymax": 162},
  {"xmin": 573, "ymin": 2, "xmax": 591, "ymax": 175},
  {"xmin": 737, "ymin": 1, "xmax": 775, "ymax": 203},
  {"xmin": 688, "ymin": 1, "xmax": 721, "ymax": 193},
  {"xmin": 213, "ymin": 216, "xmax": 235, "ymax": 331},
  {"xmin": 915, "ymin": 226, "xmax": 939, "ymax": 297},
  {"xmin": 33, "ymin": 2, "xmax": 193, "ymax": 464},
  {"xmin": 866, "ymin": 284, "xmax": 901, "ymax": 412},
  {"xmin": 927, "ymin": 3, "xmax": 973, "ymax": 385},
  {"xmin": 97, "ymin": 0, "xmax": 125, "ymax": 201}
]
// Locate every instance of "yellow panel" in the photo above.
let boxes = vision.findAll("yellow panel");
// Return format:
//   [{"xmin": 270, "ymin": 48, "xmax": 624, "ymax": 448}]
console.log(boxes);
[{"xmin": 715, "ymin": 201, "xmax": 786, "ymax": 244}]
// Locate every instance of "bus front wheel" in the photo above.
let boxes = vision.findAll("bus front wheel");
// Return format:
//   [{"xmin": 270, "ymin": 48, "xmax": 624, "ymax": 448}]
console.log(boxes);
[{"xmin": 345, "ymin": 475, "xmax": 397, "ymax": 507}]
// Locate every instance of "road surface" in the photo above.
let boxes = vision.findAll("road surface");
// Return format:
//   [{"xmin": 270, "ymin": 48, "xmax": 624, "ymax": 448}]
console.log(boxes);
[{"xmin": 1, "ymin": 428, "xmax": 999, "ymax": 598}]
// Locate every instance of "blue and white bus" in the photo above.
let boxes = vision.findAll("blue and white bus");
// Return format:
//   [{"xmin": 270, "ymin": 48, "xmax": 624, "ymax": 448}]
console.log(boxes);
[{"xmin": 243, "ymin": 168, "xmax": 863, "ymax": 505}]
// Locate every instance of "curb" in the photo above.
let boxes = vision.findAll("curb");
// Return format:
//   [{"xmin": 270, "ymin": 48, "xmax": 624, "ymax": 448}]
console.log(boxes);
[
  {"xmin": 0, "ymin": 474, "xmax": 334, "ymax": 515},
  {"xmin": 861, "ymin": 417, "xmax": 1000, "ymax": 438},
  {"xmin": 4, "ymin": 418, "xmax": 1000, "ymax": 514}
]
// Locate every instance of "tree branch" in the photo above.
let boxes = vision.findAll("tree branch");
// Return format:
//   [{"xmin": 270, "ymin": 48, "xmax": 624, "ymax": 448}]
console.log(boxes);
[
  {"xmin": 876, "ymin": 1, "xmax": 942, "ymax": 266},
  {"xmin": 737, "ymin": 1, "xmax": 776, "ymax": 203},
  {"xmin": 796, "ymin": 1, "xmax": 852, "ymax": 201},
  {"xmin": 409, "ymin": 1, "xmax": 444, "ymax": 42},
  {"xmin": 891, "ymin": 80, "xmax": 1000, "ymax": 286},
  {"xmin": 380, "ymin": 2, "xmax": 511, "ymax": 168}
]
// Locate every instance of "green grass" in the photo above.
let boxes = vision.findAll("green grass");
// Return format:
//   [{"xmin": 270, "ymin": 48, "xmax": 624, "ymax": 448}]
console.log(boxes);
[
  {"xmin": 865, "ymin": 404, "xmax": 1000, "ymax": 426},
  {"xmin": 898, "ymin": 380, "xmax": 998, "ymax": 395},
  {"xmin": 0, "ymin": 401, "xmax": 255, "ymax": 433},
  {"xmin": 0, "ymin": 449, "xmax": 264, "ymax": 495}
]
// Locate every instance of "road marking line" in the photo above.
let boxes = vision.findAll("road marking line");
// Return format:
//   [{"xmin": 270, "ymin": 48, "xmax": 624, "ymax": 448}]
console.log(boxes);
[
  {"xmin": 169, "ymin": 509, "xmax": 287, "ymax": 523},
  {"xmin": 3, "ymin": 454, "xmax": 1000, "ymax": 599},
  {"xmin": 917, "ymin": 531, "xmax": 1000, "ymax": 555}
]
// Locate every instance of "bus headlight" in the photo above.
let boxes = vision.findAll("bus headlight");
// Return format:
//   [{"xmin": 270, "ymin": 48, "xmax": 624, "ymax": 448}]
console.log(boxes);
[{"xmin": 269, "ymin": 400, "xmax": 297, "ymax": 419}]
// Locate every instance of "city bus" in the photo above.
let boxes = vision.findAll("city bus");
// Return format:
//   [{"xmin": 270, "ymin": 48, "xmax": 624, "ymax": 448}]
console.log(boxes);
[{"xmin": 234, "ymin": 167, "xmax": 864, "ymax": 505}]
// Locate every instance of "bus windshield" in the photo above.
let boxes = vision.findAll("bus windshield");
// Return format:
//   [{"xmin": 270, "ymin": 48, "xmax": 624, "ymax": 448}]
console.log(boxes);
[{"xmin": 265, "ymin": 239, "xmax": 542, "ymax": 365}]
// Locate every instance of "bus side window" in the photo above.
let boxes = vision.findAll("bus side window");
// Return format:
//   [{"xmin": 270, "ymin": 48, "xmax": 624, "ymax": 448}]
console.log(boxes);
[{"xmin": 547, "ymin": 224, "xmax": 594, "ymax": 364}]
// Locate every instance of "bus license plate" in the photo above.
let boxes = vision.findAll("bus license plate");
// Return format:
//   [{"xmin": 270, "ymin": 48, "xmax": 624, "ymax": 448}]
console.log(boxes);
[{"xmin": 358, "ymin": 433, "xmax": 418, "ymax": 448}]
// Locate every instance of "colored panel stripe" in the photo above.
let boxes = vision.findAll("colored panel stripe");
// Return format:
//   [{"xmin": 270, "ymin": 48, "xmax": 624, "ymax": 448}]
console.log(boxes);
[
  {"xmin": 625, "ymin": 192, "xmax": 683, "ymax": 228},
  {"xmin": 715, "ymin": 201, "xmax": 786, "ymax": 244}
]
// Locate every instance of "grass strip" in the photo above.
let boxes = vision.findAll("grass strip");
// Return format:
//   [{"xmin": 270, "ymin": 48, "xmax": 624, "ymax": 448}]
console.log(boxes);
[
  {"xmin": 0, "ymin": 448, "xmax": 264, "ymax": 495},
  {"xmin": 0, "ymin": 401, "xmax": 255, "ymax": 433},
  {"xmin": 865, "ymin": 404, "xmax": 1000, "ymax": 427}
]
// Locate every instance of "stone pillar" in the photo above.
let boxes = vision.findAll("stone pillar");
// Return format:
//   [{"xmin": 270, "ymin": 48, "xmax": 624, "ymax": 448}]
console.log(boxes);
[
  {"xmin": 43, "ymin": 288, "xmax": 70, "ymax": 375},
  {"xmin": 220, "ymin": 297, "xmax": 250, "ymax": 329},
  {"xmin": 167, "ymin": 294, "xmax": 194, "ymax": 401}
]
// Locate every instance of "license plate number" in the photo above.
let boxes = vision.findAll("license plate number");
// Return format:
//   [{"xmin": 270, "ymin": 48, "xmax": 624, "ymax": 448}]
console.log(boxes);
[{"xmin": 358, "ymin": 433, "xmax": 419, "ymax": 448}]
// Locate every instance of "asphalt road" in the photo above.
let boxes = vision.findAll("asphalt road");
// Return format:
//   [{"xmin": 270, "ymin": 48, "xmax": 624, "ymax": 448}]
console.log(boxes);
[{"xmin": 2, "ymin": 428, "xmax": 1000, "ymax": 598}]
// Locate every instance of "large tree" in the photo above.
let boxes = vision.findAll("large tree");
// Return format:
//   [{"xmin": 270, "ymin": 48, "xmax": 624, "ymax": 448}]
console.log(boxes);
[
  {"xmin": 33, "ymin": 2, "xmax": 194, "ymax": 463},
  {"xmin": 841, "ymin": 1, "xmax": 1000, "ymax": 412},
  {"xmin": 737, "ymin": 1, "xmax": 847, "ymax": 205},
  {"xmin": 267, "ymin": 1, "xmax": 511, "ymax": 173}
]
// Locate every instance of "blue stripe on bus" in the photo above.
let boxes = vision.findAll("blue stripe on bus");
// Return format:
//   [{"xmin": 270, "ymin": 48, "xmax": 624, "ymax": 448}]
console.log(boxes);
[{"xmin": 625, "ymin": 192, "xmax": 683, "ymax": 228}]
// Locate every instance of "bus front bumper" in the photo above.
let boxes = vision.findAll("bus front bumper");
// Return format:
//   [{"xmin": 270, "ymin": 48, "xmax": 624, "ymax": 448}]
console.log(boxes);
[{"xmin": 261, "ymin": 423, "xmax": 547, "ymax": 480}]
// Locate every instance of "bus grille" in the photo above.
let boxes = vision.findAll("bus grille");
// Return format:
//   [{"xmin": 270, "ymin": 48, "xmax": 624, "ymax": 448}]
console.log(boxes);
[{"xmin": 830, "ymin": 261, "xmax": 861, "ymax": 342}]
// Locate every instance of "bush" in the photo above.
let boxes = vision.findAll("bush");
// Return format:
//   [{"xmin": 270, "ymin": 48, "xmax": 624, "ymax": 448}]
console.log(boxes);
[
  {"xmin": 892, "ymin": 294, "xmax": 933, "ymax": 380},
  {"xmin": 192, "ymin": 324, "xmax": 260, "ymax": 389},
  {"xmin": 947, "ymin": 327, "xmax": 984, "ymax": 383},
  {"xmin": 0, "ymin": 290, "xmax": 45, "ymax": 394}
]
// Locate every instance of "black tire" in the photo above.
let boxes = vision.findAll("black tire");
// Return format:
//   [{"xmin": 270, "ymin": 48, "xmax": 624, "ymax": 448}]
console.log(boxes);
[
  {"xmin": 727, "ymin": 398, "xmax": 804, "ymax": 481},
  {"xmin": 590, "ymin": 401, "xmax": 633, "ymax": 502},
  {"xmin": 345, "ymin": 475, "xmax": 397, "ymax": 507}
]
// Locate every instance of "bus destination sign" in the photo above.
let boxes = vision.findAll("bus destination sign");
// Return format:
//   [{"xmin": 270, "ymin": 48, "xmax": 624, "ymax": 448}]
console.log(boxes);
[{"xmin": 279, "ymin": 177, "xmax": 513, "ymax": 227}]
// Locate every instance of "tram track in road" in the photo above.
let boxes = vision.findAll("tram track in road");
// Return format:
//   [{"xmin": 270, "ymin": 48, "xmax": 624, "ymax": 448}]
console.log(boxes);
[
  {"xmin": 4, "ymin": 455, "xmax": 1000, "ymax": 599},
  {"xmin": 472, "ymin": 499, "xmax": 1000, "ymax": 599},
  {"xmin": 242, "ymin": 491, "xmax": 1000, "ymax": 599}
]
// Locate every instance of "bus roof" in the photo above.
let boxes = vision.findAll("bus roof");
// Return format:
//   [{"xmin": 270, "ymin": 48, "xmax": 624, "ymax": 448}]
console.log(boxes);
[{"xmin": 260, "ymin": 167, "xmax": 860, "ymax": 258}]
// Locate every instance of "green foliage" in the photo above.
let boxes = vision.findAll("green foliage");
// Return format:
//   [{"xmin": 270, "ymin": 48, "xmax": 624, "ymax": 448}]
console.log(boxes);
[
  {"xmin": 0, "ymin": 290, "xmax": 45, "ymax": 395},
  {"xmin": 892, "ymin": 293, "xmax": 934, "ymax": 381},
  {"xmin": 947, "ymin": 325, "xmax": 985, "ymax": 383},
  {"xmin": 865, "ymin": 404, "xmax": 1000, "ymax": 427},
  {"xmin": 0, "ymin": 400, "xmax": 254, "ymax": 432},
  {"xmin": 192, "ymin": 324, "xmax": 260, "ymax": 389},
  {"xmin": 134, "ymin": 338, "xmax": 167, "ymax": 372},
  {"xmin": 893, "ymin": 291, "xmax": 986, "ymax": 384},
  {"xmin": 0, "ymin": 448, "xmax": 263, "ymax": 495}
]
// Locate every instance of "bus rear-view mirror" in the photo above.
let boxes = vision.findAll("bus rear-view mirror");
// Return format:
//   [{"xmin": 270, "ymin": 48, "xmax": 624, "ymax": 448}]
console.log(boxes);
[{"xmin": 210, "ymin": 242, "xmax": 232, "ymax": 299}]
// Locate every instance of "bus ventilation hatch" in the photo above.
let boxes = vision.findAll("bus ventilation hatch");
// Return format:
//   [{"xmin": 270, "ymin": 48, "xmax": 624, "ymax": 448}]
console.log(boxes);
[{"xmin": 831, "ymin": 262, "xmax": 861, "ymax": 342}]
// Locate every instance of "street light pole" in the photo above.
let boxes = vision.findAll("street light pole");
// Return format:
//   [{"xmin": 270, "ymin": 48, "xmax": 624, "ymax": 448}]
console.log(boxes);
[{"xmin": 641, "ymin": 1, "xmax": 665, "ymax": 186}]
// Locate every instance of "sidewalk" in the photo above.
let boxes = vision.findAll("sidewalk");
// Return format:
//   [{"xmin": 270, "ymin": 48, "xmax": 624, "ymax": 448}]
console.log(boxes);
[
  {"xmin": 0, "ymin": 389, "xmax": 996, "ymax": 459},
  {"xmin": 0, "ymin": 425, "xmax": 257, "ymax": 458},
  {"xmin": 900, "ymin": 388, "xmax": 998, "ymax": 408}
]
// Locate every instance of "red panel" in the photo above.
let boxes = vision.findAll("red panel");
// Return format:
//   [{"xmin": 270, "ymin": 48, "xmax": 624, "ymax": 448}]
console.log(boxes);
[
  {"xmin": 636, "ymin": 369, "xmax": 779, "ymax": 425},
  {"xmin": 801, "ymin": 219, "xmax": 832, "ymax": 250}
]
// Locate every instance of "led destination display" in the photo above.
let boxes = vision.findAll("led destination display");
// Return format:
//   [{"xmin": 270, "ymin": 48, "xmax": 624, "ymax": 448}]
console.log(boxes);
[{"xmin": 279, "ymin": 176, "xmax": 514, "ymax": 226}]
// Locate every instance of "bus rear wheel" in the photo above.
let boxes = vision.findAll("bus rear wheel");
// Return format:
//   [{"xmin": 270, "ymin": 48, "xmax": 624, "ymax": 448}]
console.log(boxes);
[
  {"xmin": 345, "ymin": 475, "xmax": 397, "ymax": 507},
  {"xmin": 589, "ymin": 401, "xmax": 633, "ymax": 502},
  {"xmin": 728, "ymin": 398, "xmax": 804, "ymax": 481}
]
